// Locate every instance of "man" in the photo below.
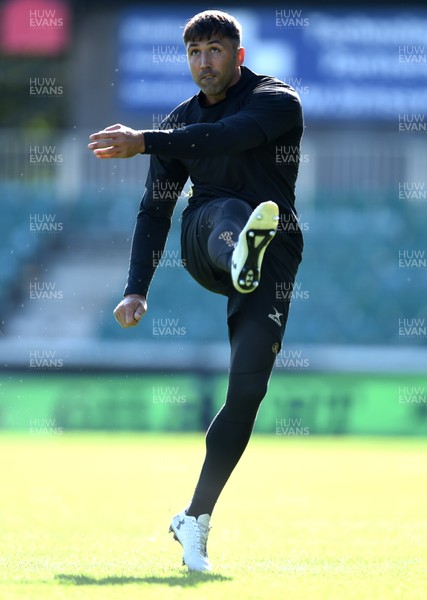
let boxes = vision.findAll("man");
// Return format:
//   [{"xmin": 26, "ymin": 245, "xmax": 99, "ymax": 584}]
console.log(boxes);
[{"xmin": 88, "ymin": 9, "xmax": 303, "ymax": 572}]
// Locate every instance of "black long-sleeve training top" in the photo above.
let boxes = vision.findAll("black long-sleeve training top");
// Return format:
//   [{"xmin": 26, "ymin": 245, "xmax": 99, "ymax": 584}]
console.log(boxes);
[{"xmin": 124, "ymin": 65, "xmax": 304, "ymax": 297}]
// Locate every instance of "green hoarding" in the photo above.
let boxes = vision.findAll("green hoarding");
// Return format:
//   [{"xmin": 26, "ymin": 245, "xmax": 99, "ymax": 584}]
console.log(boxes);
[{"xmin": 0, "ymin": 372, "xmax": 426, "ymax": 435}]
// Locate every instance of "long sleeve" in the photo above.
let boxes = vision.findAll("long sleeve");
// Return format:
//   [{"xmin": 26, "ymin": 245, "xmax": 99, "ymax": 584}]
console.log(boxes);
[
  {"xmin": 142, "ymin": 85, "xmax": 302, "ymax": 159},
  {"xmin": 124, "ymin": 154, "xmax": 188, "ymax": 297}
]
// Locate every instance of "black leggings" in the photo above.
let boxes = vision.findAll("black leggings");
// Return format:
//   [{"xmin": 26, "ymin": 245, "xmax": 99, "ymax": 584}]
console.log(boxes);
[{"xmin": 186, "ymin": 312, "xmax": 279, "ymax": 518}]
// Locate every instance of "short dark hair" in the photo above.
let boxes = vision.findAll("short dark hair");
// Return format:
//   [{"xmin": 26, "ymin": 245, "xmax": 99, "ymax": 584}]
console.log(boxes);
[{"xmin": 183, "ymin": 10, "xmax": 242, "ymax": 49}]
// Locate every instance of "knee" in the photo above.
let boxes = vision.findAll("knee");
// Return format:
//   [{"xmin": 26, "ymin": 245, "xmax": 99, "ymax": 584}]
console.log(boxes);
[
  {"xmin": 225, "ymin": 371, "xmax": 270, "ymax": 421},
  {"xmin": 221, "ymin": 198, "xmax": 252, "ymax": 220}
]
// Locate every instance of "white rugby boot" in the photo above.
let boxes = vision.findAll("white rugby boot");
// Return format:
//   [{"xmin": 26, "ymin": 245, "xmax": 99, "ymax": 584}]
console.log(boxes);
[
  {"xmin": 169, "ymin": 510, "xmax": 211, "ymax": 572},
  {"xmin": 231, "ymin": 201, "xmax": 279, "ymax": 293}
]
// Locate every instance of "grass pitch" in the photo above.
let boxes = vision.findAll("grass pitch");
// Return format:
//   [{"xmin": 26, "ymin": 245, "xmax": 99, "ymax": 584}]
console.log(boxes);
[{"xmin": 0, "ymin": 433, "xmax": 426, "ymax": 599}]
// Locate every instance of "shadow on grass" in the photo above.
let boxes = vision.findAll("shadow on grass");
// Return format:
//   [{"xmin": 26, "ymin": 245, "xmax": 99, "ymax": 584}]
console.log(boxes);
[{"xmin": 55, "ymin": 573, "xmax": 232, "ymax": 587}]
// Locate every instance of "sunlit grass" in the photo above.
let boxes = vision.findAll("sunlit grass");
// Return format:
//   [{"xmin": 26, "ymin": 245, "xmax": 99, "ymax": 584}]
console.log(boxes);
[{"xmin": 0, "ymin": 433, "xmax": 426, "ymax": 599}]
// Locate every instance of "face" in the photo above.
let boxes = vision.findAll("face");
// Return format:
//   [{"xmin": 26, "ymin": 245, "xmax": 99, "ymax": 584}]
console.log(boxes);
[{"xmin": 186, "ymin": 36, "xmax": 245, "ymax": 104}]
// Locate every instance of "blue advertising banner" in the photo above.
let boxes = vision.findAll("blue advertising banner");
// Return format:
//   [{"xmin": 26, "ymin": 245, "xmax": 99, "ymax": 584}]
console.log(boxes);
[{"xmin": 116, "ymin": 8, "xmax": 427, "ymax": 121}]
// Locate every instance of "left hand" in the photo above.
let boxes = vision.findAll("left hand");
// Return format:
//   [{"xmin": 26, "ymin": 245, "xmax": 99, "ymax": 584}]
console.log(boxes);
[{"xmin": 88, "ymin": 124, "xmax": 145, "ymax": 158}]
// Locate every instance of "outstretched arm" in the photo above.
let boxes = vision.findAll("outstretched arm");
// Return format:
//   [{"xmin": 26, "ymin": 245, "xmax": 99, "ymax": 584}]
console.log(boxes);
[{"xmin": 88, "ymin": 86, "xmax": 302, "ymax": 161}]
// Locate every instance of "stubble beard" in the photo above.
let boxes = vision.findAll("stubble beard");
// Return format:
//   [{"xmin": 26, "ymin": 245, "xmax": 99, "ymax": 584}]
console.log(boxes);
[{"xmin": 199, "ymin": 67, "xmax": 237, "ymax": 98}]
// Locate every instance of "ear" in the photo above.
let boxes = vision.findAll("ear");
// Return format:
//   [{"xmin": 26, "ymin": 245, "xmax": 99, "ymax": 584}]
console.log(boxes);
[{"xmin": 237, "ymin": 47, "xmax": 245, "ymax": 66}]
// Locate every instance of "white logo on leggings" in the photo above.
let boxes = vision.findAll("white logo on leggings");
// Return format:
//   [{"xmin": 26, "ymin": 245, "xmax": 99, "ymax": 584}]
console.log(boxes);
[
  {"xmin": 268, "ymin": 307, "xmax": 283, "ymax": 326},
  {"xmin": 218, "ymin": 231, "xmax": 236, "ymax": 248}
]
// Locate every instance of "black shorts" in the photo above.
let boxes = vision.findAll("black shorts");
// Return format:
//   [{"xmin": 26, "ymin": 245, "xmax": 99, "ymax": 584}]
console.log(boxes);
[{"xmin": 181, "ymin": 197, "xmax": 303, "ymax": 345}]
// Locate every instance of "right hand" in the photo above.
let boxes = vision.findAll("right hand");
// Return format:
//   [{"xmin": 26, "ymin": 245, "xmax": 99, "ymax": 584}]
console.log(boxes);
[
  {"xmin": 87, "ymin": 124, "xmax": 145, "ymax": 159},
  {"xmin": 113, "ymin": 294, "xmax": 147, "ymax": 328}
]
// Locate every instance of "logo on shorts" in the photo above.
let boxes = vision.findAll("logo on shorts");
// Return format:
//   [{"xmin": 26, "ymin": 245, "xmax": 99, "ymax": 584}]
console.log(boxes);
[
  {"xmin": 272, "ymin": 342, "xmax": 280, "ymax": 354},
  {"xmin": 268, "ymin": 307, "xmax": 283, "ymax": 326},
  {"xmin": 218, "ymin": 231, "xmax": 236, "ymax": 248}
]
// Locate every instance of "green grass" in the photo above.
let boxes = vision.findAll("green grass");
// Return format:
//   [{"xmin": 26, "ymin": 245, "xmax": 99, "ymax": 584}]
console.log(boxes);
[{"xmin": 0, "ymin": 433, "xmax": 426, "ymax": 599}]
